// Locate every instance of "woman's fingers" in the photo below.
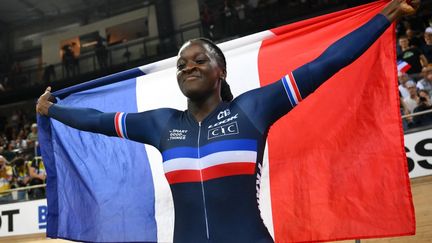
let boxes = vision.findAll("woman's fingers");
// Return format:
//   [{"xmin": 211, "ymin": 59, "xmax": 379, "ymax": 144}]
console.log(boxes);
[
  {"xmin": 36, "ymin": 87, "xmax": 54, "ymax": 115},
  {"xmin": 401, "ymin": 0, "xmax": 420, "ymax": 15}
]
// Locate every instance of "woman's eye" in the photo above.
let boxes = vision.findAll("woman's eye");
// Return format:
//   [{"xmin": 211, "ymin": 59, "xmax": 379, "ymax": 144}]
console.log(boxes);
[
  {"xmin": 196, "ymin": 59, "xmax": 206, "ymax": 64},
  {"xmin": 177, "ymin": 64, "xmax": 185, "ymax": 70}
]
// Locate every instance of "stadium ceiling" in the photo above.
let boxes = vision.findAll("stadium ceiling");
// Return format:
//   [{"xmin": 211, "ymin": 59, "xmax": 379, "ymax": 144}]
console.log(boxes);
[{"xmin": 0, "ymin": 0, "xmax": 153, "ymax": 28}]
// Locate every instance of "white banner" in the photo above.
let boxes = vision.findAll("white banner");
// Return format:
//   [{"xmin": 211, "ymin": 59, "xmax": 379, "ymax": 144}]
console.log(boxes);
[
  {"xmin": 405, "ymin": 129, "xmax": 432, "ymax": 178},
  {"xmin": 0, "ymin": 199, "xmax": 47, "ymax": 237}
]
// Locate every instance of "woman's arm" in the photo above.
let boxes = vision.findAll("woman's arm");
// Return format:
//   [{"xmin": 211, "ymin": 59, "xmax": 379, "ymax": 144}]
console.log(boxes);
[
  {"xmin": 36, "ymin": 87, "xmax": 175, "ymax": 147},
  {"xmin": 37, "ymin": 87, "xmax": 117, "ymax": 136},
  {"xmin": 293, "ymin": 0, "xmax": 420, "ymax": 99},
  {"xmin": 235, "ymin": 0, "xmax": 420, "ymax": 133}
]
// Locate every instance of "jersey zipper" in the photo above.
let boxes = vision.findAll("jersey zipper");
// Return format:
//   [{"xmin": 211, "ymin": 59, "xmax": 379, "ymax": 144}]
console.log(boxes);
[{"xmin": 197, "ymin": 121, "xmax": 210, "ymax": 239}]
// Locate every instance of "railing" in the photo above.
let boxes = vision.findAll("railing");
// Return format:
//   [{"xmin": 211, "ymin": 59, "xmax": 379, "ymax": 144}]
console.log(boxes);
[
  {"xmin": 0, "ymin": 184, "xmax": 46, "ymax": 204},
  {"xmin": 2, "ymin": 22, "xmax": 203, "ymax": 92},
  {"xmin": 402, "ymin": 108, "xmax": 432, "ymax": 119}
]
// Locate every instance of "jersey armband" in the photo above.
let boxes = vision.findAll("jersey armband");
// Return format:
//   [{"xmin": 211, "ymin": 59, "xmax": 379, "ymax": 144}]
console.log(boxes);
[
  {"xmin": 114, "ymin": 112, "xmax": 129, "ymax": 139},
  {"xmin": 281, "ymin": 72, "xmax": 303, "ymax": 107}
]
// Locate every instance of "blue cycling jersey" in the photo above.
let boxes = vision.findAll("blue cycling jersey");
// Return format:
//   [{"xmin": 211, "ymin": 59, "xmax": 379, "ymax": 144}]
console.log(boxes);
[{"xmin": 48, "ymin": 14, "xmax": 390, "ymax": 243}]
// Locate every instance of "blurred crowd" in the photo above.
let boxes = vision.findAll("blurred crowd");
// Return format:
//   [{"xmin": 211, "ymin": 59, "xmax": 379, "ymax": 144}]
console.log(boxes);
[
  {"xmin": 199, "ymin": 0, "xmax": 351, "ymax": 40},
  {"xmin": 397, "ymin": 17, "xmax": 432, "ymax": 129},
  {"xmin": 0, "ymin": 59, "xmax": 29, "ymax": 92},
  {"xmin": 0, "ymin": 111, "xmax": 45, "ymax": 204}
]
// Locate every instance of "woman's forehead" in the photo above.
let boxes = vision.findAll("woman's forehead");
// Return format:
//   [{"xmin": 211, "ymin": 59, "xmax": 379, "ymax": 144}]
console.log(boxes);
[{"xmin": 178, "ymin": 41, "xmax": 212, "ymax": 59}]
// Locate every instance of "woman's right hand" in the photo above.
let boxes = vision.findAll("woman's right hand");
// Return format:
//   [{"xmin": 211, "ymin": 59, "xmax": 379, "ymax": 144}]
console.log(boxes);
[{"xmin": 36, "ymin": 87, "xmax": 55, "ymax": 116}]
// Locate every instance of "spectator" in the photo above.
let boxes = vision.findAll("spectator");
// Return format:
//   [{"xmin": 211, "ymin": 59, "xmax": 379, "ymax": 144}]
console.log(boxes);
[
  {"xmin": 406, "ymin": 28, "xmax": 423, "ymax": 48},
  {"xmin": 421, "ymin": 27, "xmax": 432, "ymax": 63},
  {"xmin": 200, "ymin": 4, "xmax": 215, "ymax": 39},
  {"xmin": 15, "ymin": 129, "xmax": 27, "ymax": 151},
  {"xmin": 2, "ymin": 142, "xmax": 16, "ymax": 162},
  {"xmin": 222, "ymin": 0, "xmax": 237, "ymax": 36},
  {"xmin": 398, "ymin": 35, "xmax": 428, "ymax": 78},
  {"xmin": 418, "ymin": 89, "xmax": 431, "ymax": 103},
  {"xmin": 400, "ymin": 95, "xmax": 413, "ymax": 130},
  {"xmin": 28, "ymin": 157, "xmax": 46, "ymax": 200},
  {"xmin": 62, "ymin": 44, "xmax": 77, "ymax": 78},
  {"xmin": 413, "ymin": 89, "xmax": 432, "ymax": 126},
  {"xmin": 27, "ymin": 123, "xmax": 38, "ymax": 148},
  {"xmin": 42, "ymin": 64, "xmax": 56, "ymax": 84},
  {"xmin": 11, "ymin": 157, "xmax": 30, "ymax": 201},
  {"xmin": 95, "ymin": 36, "xmax": 108, "ymax": 70},
  {"xmin": 399, "ymin": 71, "xmax": 414, "ymax": 98},
  {"xmin": 9, "ymin": 61, "xmax": 26, "ymax": 89},
  {"xmin": 71, "ymin": 42, "xmax": 80, "ymax": 74},
  {"xmin": 0, "ymin": 155, "xmax": 13, "ymax": 204},
  {"xmin": 403, "ymin": 80, "xmax": 419, "ymax": 113},
  {"xmin": 234, "ymin": 0, "xmax": 247, "ymax": 31},
  {"xmin": 417, "ymin": 64, "xmax": 432, "ymax": 91}
]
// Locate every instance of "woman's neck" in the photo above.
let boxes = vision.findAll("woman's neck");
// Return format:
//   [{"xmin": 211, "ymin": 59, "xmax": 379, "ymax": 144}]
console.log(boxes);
[{"xmin": 188, "ymin": 95, "xmax": 222, "ymax": 122}]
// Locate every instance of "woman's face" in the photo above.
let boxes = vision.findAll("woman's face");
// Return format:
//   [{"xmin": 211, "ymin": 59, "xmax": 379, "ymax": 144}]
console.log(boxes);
[{"xmin": 176, "ymin": 41, "xmax": 224, "ymax": 101}]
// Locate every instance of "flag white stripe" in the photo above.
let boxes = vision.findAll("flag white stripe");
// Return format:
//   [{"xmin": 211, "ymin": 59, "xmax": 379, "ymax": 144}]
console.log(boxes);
[
  {"xmin": 136, "ymin": 32, "xmax": 275, "ymax": 242},
  {"xmin": 163, "ymin": 150, "xmax": 257, "ymax": 173}
]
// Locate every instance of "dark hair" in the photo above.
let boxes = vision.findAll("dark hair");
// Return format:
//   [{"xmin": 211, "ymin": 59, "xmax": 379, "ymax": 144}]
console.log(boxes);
[{"xmin": 187, "ymin": 37, "xmax": 233, "ymax": 102}]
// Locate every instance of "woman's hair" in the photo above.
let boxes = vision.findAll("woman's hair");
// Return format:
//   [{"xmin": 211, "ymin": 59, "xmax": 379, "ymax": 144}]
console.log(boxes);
[{"xmin": 188, "ymin": 37, "xmax": 233, "ymax": 102}]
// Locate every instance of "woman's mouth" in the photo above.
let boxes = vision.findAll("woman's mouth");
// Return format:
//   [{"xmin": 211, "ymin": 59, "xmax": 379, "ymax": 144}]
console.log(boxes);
[{"xmin": 184, "ymin": 76, "xmax": 200, "ymax": 81}]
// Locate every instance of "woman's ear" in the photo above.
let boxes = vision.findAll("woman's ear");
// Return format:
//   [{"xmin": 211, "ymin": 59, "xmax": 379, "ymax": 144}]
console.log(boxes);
[{"xmin": 221, "ymin": 69, "xmax": 227, "ymax": 80}]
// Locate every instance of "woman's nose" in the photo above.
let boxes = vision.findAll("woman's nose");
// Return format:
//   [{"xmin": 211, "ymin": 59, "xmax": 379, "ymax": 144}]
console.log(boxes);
[{"xmin": 184, "ymin": 62, "xmax": 198, "ymax": 72}]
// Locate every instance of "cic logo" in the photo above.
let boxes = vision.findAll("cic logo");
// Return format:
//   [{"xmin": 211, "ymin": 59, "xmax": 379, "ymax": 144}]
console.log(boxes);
[{"xmin": 208, "ymin": 122, "xmax": 239, "ymax": 139}]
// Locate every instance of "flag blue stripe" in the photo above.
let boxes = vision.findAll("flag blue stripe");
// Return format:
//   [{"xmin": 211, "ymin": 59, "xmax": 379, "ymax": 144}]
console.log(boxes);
[
  {"xmin": 162, "ymin": 139, "xmax": 257, "ymax": 161},
  {"xmin": 41, "ymin": 77, "xmax": 158, "ymax": 242}
]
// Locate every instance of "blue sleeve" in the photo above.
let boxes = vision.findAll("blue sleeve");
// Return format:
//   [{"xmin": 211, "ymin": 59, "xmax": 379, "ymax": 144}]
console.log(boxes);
[
  {"xmin": 48, "ymin": 104, "xmax": 174, "ymax": 148},
  {"xmin": 236, "ymin": 14, "xmax": 391, "ymax": 133},
  {"xmin": 293, "ymin": 14, "xmax": 391, "ymax": 97}
]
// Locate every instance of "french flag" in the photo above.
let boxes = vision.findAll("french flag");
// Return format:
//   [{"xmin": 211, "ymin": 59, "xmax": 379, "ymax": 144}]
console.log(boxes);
[
  {"xmin": 39, "ymin": 1, "xmax": 414, "ymax": 242},
  {"xmin": 397, "ymin": 60, "xmax": 412, "ymax": 73}
]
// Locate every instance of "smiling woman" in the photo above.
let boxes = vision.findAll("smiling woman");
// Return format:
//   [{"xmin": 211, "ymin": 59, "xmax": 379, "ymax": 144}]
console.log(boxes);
[
  {"xmin": 35, "ymin": 1, "xmax": 420, "ymax": 242},
  {"xmin": 176, "ymin": 38, "xmax": 233, "ymax": 122}
]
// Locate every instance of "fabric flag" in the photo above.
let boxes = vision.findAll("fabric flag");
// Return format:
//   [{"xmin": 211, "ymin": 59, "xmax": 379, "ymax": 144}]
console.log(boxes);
[
  {"xmin": 397, "ymin": 60, "xmax": 412, "ymax": 73},
  {"xmin": 38, "ymin": 1, "xmax": 415, "ymax": 242}
]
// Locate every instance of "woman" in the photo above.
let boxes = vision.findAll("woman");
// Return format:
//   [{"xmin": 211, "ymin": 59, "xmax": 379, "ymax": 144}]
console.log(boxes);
[{"xmin": 37, "ymin": 1, "xmax": 419, "ymax": 242}]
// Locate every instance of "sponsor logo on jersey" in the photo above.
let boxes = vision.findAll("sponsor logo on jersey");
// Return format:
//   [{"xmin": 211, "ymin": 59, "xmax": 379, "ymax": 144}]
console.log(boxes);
[
  {"xmin": 208, "ymin": 113, "xmax": 238, "ymax": 129},
  {"xmin": 208, "ymin": 122, "xmax": 239, "ymax": 139},
  {"xmin": 169, "ymin": 129, "xmax": 188, "ymax": 140},
  {"xmin": 217, "ymin": 109, "xmax": 231, "ymax": 120}
]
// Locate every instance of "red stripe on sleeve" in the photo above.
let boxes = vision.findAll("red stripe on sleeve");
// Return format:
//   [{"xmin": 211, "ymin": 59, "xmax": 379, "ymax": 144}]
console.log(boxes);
[
  {"xmin": 114, "ymin": 112, "xmax": 122, "ymax": 138},
  {"xmin": 288, "ymin": 72, "xmax": 302, "ymax": 101}
]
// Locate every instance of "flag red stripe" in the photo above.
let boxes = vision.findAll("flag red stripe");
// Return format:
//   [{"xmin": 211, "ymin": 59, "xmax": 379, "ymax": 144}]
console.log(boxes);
[
  {"xmin": 165, "ymin": 162, "xmax": 256, "ymax": 184},
  {"xmin": 258, "ymin": 1, "xmax": 415, "ymax": 242}
]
